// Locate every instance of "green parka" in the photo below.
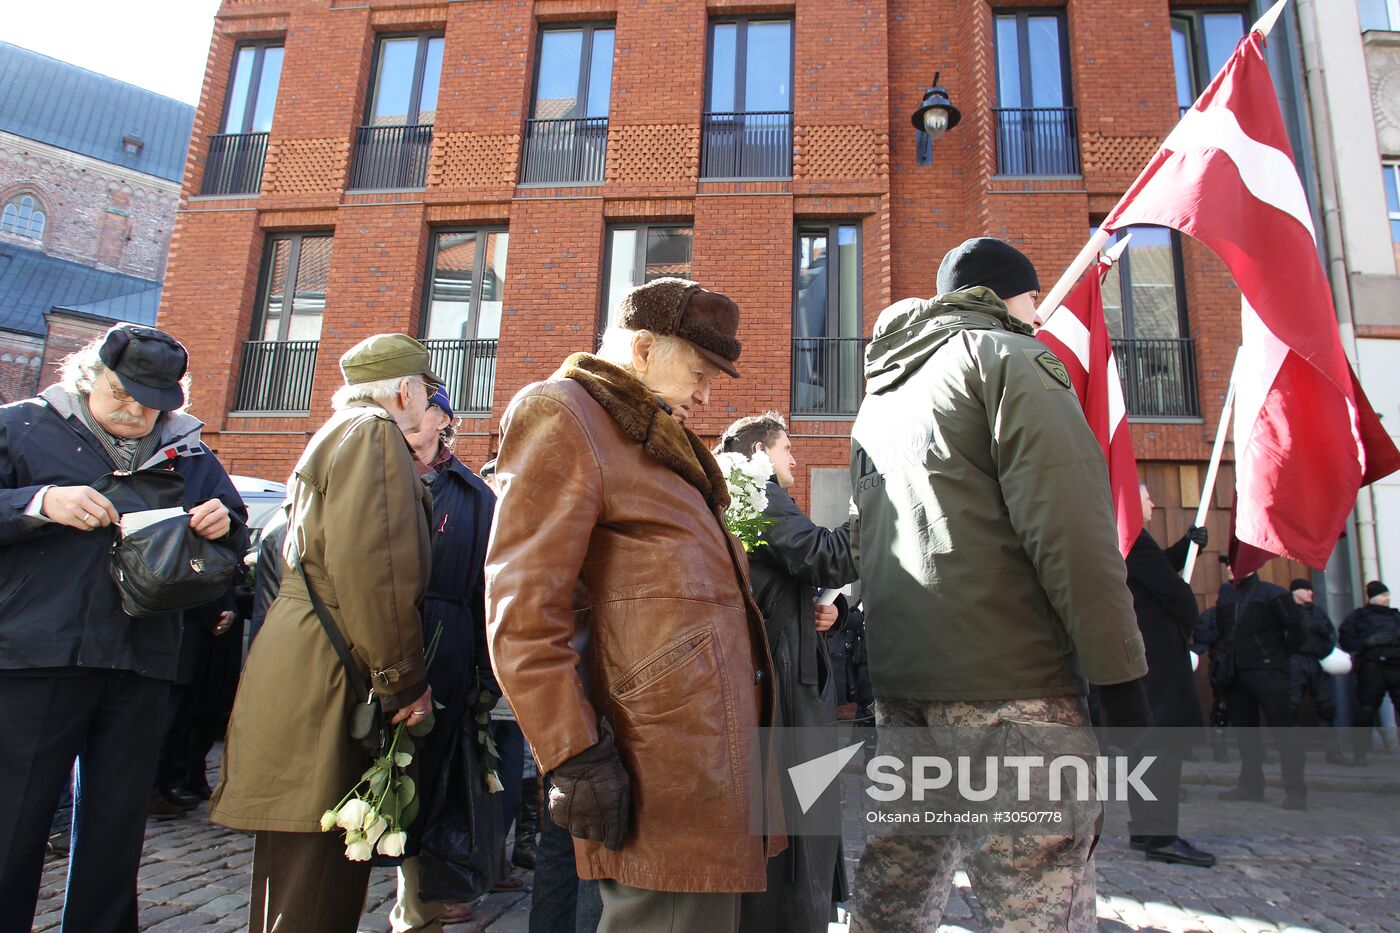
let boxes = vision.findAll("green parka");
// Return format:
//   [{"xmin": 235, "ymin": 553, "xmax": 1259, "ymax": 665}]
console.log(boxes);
[{"xmin": 848, "ymin": 287, "xmax": 1147, "ymax": 702}]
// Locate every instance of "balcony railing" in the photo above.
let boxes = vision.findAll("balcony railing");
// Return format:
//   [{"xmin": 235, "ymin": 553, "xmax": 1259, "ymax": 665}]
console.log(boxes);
[
  {"xmin": 520, "ymin": 117, "xmax": 608, "ymax": 185},
  {"xmin": 993, "ymin": 107, "xmax": 1081, "ymax": 176},
  {"xmin": 423, "ymin": 338, "xmax": 499, "ymax": 415},
  {"xmin": 201, "ymin": 132, "xmax": 269, "ymax": 196},
  {"xmin": 1112, "ymin": 337, "xmax": 1200, "ymax": 419},
  {"xmin": 233, "ymin": 340, "xmax": 318, "ymax": 413},
  {"xmin": 792, "ymin": 337, "xmax": 869, "ymax": 417},
  {"xmin": 701, "ymin": 111, "xmax": 793, "ymax": 179},
  {"xmin": 348, "ymin": 124, "xmax": 432, "ymax": 190}
]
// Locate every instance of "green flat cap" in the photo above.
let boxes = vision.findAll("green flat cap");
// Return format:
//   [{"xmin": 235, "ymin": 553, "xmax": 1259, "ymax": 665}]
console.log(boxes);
[{"xmin": 339, "ymin": 333, "xmax": 445, "ymax": 388}]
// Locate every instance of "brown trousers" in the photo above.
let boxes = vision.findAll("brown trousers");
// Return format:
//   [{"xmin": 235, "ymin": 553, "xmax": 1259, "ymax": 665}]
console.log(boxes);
[{"xmin": 249, "ymin": 831, "xmax": 372, "ymax": 933}]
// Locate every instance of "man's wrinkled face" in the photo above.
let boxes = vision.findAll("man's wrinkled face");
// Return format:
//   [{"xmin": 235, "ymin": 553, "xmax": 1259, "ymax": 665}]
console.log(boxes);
[
  {"xmin": 1139, "ymin": 485, "xmax": 1154, "ymax": 526},
  {"xmin": 1293, "ymin": 587, "xmax": 1314, "ymax": 607},
  {"xmin": 89, "ymin": 369, "xmax": 161, "ymax": 438},
  {"xmin": 760, "ymin": 431, "xmax": 797, "ymax": 489},
  {"xmin": 640, "ymin": 341, "xmax": 724, "ymax": 424},
  {"xmin": 403, "ymin": 403, "xmax": 451, "ymax": 457}
]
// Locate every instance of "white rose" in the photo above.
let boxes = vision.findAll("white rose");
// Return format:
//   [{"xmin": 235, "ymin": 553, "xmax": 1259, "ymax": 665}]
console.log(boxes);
[
  {"xmin": 715, "ymin": 452, "xmax": 742, "ymax": 475},
  {"xmin": 336, "ymin": 798, "xmax": 371, "ymax": 831},
  {"xmin": 345, "ymin": 838, "xmax": 374, "ymax": 861},
  {"xmin": 319, "ymin": 809, "xmax": 338, "ymax": 832},
  {"xmin": 377, "ymin": 830, "xmax": 408, "ymax": 857},
  {"xmin": 364, "ymin": 816, "xmax": 388, "ymax": 845},
  {"xmin": 747, "ymin": 450, "xmax": 774, "ymax": 481}
]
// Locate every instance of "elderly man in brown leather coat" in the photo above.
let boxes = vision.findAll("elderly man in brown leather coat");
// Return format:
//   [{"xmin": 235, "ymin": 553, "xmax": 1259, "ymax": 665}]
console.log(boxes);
[{"xmin": 486, "ymin": 277, "xmax": 784, "ymax": 933}]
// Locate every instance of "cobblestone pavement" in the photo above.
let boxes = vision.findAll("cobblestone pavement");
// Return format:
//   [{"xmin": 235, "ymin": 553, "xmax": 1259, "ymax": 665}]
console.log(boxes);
[{"xmin": 33, "ymin": 746, "xmax": 1400, "ymax": 933}]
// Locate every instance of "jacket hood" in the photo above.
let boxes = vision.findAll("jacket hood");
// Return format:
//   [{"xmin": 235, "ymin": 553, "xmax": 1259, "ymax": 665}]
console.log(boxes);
[{"xmin": 863, "ymin": 287, "xmax": 1034, "ymax": 396}]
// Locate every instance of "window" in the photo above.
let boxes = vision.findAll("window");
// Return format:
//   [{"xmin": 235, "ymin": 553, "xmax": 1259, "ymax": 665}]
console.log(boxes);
[
  {"xmin": 349, "ymin": 34, "xmax": 442, "ymax": 189},
  {"xmin": 1171, "ymin": 10, "xmax": 1246, "ymax": 114},
  {"xmin": 521, "ymin": 25, "xmax": 614, "ymax": 184},
  {"xmin": 1359, "ymin": 0, "xmax": 1400, "ymax": 30},
  {"xmin": 234, "ymin": 233, "xmax": 330, "ymax": 413},
  {"xmin": 792, "ymin": 223, "xmax": 864, "ymax": 417},
  {"xmin": 601, "ymin": 225, "xmax": 693, "ymax": 330},
  {"xmin": 993, "ymin": 10, "xmax": 1078, "ymax": 175},
  {"xmin": 701, "ymin": 18, "xmax": 793, "ymax": 178},
  {"xmin": 421, "ymin": 230, "xmax": 508, "ymax": 414},
  {"xmin": 1093, "ymin": 225, "xmax": 1199, "ymax": 418},
  {"xmin": 203, "ymin": 41, "xmax": 283, "ymax": 195},
  {"xmin": 1385, "ymin": 162, "xmax": 1400, "ymax": 274},
  {"xmin": 1, "ymin": 194, "xmax": 46, "ymax": 239}
]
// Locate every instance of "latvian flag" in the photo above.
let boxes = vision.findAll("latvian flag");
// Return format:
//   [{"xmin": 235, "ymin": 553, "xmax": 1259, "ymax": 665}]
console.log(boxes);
[
  {"xmin": 1037, "ymin": 259, "xmax": 1142, "ymax": 558},
  {"xmin": 1101, "ymin": 31, "xmax": 1400, "ymax": 576}
]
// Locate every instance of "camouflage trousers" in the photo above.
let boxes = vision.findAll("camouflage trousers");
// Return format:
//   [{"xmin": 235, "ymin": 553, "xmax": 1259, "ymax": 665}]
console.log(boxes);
[{"xmin": 851, "ymin": 695, "xmax": 1099, "ymax": 932}]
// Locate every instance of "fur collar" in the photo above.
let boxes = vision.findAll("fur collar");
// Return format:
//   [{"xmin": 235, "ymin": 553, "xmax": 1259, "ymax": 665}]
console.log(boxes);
[{"xmin": 559, "ymin": 353, "xmax": 730, "ymax": 511}]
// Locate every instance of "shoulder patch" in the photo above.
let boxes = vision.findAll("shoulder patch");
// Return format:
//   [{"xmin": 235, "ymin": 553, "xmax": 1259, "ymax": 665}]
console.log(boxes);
[{"xmin": 1022, "ymin": 348, "xmax": 1072, "ymax": 391}]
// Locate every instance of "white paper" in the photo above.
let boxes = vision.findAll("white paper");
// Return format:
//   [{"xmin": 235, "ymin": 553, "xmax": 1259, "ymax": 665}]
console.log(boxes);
[
  {"xmin": 119, "ymin": 507, "xmax": 187, "ymax": 536},
  {"xmin": 816, "ymin": 587, "xmax": 843, "ymax": 606}
]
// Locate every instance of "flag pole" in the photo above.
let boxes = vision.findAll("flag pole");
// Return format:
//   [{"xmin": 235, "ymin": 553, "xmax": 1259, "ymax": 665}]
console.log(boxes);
[
  {"xmin": 1035, "ymin": 229, "xmax": 1111, "ymax": 326},
  {"xmin": 1037, "ymin": 234, "xmax": 1132, "ymax": 331},
  {"xmin": 1182, "ymin": 348, "xmax": 1243, "ymax": 584},
  {"xmin": 1251, "ymin": 0, "xmax": 1289, "ymax": 38}
]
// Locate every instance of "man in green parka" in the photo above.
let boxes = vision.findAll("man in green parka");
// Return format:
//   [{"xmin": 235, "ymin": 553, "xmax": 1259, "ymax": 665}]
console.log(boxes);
[{"xmin": 848, "ymin": 238, "xmax": 1151, "ymax": 932}]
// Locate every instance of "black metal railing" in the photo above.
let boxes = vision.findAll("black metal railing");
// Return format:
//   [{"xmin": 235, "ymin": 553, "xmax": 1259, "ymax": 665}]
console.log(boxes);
[
  {"xmin": 701, "ymin": 111, "xmax": 793, "ymax": 179},
  {"xmin": 201, "ymin": 132, "xmax": 269, "ymax": 195},
  {"xmin": 1112, "ymin": 337, "xmax": 1199, "ymax": 418},
  {"xmin": 993, "ymin": 107, "xmax": 1081, "ymax": 176},
  {"xmin": 348, "ymin": 124, "xmax": 433, "ymax": 190},
  {"xmin": 791, "ymin": 337, "xmax": 869, "ymax": 417},
  {"xmin": 520, "ymin": 117, "xmax": 608, "ymax": 185},
  {"xmin": 423, "ymin": 338, "xmax": 499, "ymax": 414},
  {"xmin": 233, "ymin": 340, "xmax": 319, "ymax": 412}
]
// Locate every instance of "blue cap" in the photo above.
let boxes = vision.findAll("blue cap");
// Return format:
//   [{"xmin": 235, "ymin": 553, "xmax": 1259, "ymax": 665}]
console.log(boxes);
[{"xmin": 428, "ymin": 385, "xmax": 453, "ymax": 419}]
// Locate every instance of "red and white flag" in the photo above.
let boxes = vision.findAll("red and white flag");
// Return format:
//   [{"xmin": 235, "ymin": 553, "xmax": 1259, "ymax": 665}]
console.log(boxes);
[
  {"xmin": 1102, "ymin": 31, "xmax": 1400, "ymax": 577},
  {"xmin": 1037, "ymin": 259, "xmax": 1142, "ymax": 557}
]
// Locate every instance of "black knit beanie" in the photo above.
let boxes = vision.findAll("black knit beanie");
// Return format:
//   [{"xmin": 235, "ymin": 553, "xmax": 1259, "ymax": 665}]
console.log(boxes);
[
  {"xmin": 936, "ymin": 237, "xmax": 1041, "ymax": 300},
  {"xmin": 1367, "ymin": 580, "xmax": 1390, "ymax": 599},
  {"xmin": 1289, "ymin": 578, "xmax": 1312, "ymax": 592}
]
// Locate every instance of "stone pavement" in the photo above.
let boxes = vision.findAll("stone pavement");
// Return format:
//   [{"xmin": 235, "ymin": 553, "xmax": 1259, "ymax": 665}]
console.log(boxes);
[{"xmin": 33, "ymin": 745, "xmax": 1400, "ymax": 933}]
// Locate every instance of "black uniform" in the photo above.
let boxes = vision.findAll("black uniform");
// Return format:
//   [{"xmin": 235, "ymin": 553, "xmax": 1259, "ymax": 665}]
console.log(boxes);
[
  {"xmin": 1211, "ymin": 576, "xmax": 1308, "ymax": 800},
  {"xmin": 1338, "ymin": 603, "xmax": 1400, "ymax": 763},
  {"xmin": 1288, "ymin": 602, "xmax": 1337, "ymax": 726}
]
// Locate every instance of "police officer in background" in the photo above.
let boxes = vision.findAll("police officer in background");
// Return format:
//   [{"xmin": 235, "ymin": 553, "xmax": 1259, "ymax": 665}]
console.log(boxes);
[
  {"xmin": 1287, "ymin": 579, "xmax": 1345, "ymax": 764},
  {"xmin": 1339, "ymin": 581, "xmax": 1400, "ymax": 766}
]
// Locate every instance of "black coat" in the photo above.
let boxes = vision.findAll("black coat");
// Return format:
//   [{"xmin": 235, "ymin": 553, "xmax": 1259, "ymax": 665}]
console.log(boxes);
[
  {"xmin": 1125, "ymin": 530, "xmax": 1203, "ymax": 729},
  {"xmin": 1216, "ymin": 575, "xmax": 1306, "ymax": 672},
  {"xmin": 0, "ymin": 388, "xmax": 247, "ymax": 682},
  {"xmin": 1295, "ymin": 603, "xmax": 1336, "ymax": 661},
  {"xmin": 1339, "ymin": 604, "xmax": 1400, "ymax": 664},
  {"xmin": 741, "ymin": 480, "xmax": 857, "ymax": 933}
]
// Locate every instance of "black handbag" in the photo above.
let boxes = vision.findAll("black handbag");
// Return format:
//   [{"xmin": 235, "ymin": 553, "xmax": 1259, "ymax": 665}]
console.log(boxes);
[{"xmin": 94, "ymin": 469, "xmax": 240, "ymax": 619}]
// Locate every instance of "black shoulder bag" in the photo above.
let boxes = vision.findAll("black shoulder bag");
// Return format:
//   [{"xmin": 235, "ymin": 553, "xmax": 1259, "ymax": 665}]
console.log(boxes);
[
  {"xmin": 95, "ymin": 469, "xmax": 240, "ymax": 619},
  {"xmin": 288, "ymin": 548, "xmax": 388, "ymax": 756}
]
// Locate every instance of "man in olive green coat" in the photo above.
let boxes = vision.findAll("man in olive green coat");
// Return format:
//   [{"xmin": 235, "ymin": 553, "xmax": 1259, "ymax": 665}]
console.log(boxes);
[
  {"xmin": 848, "ymin": 239, "xmax": 1150, "ymax": 932},
  {"xmin": 211, "ymin": 334, "xmax": 442, "ymax": 933}
]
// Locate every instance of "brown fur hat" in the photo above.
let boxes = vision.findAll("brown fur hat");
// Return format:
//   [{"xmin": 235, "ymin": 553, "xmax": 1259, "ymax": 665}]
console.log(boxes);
[{"xmin": 616, "ymin": 276, "xmax": 742, "ymax": 377}]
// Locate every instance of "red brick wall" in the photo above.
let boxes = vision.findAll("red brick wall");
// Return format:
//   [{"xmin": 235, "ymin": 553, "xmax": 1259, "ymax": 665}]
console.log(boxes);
[{"xmin": 0, "ymin": 332, "xmax": 43, "ymax": 403}]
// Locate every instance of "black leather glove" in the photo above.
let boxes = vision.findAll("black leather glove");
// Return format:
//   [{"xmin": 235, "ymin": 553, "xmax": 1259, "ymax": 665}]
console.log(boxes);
[
  {"xmin": 1097, "ymin": 678, "xmax": 1153, "ymax": 730},
  {"xmin": 548, "ymin": 719, "xmax": 631, "ymax": 851},
  {"xmin": 1187, "ymin": 526, "xmax": 1209, "ymax": 548}
]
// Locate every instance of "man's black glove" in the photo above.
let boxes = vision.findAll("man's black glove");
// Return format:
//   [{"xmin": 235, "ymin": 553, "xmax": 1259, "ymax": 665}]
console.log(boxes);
[
  {"xmin": 548, "ymin": 719, "xmax": 631, "ymax": 851},
  {"xmin": 1187, "ymin": 526, "xmax": 1209, "ymax": 548},
  {"xmin": 1097, "ymin": 678, "xmax": 1154, "ymax": 730}
]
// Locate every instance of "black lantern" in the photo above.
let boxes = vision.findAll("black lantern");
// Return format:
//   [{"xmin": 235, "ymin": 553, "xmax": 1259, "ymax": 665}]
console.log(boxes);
[{"xmin": 912, "ymin": 72, "xmax": 962, "ymax": 165}]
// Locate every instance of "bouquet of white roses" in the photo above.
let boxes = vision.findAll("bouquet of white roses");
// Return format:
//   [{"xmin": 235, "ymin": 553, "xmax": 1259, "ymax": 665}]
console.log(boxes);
[{"xmin": 714, "ymin": 448, "xmax": 775, "ymax": 552}]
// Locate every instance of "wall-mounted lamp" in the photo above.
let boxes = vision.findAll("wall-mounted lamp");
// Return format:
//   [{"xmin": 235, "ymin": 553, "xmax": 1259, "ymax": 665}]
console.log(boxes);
[{"xmin": 912, "ymin": 72, "xmax": 961, "ymax": 165}]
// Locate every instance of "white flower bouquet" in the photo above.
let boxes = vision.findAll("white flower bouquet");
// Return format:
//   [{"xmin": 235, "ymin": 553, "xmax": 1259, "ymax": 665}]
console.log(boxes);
[{"xmin": 715, "ymin": 449, "xmax": 775, "ymax": 552}]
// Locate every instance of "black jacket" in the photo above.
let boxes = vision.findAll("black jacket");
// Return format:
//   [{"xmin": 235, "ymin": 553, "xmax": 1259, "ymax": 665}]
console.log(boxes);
[
  {"xmin": 741, "ymin": 480, "xmax": 857, "ymax": 933},
  {"xmin": 1215, "ymin": 576, "xmax": 1306, "ymax": 673},
  {"xmin": 1294, "ymin": 602, "xmax": 1337, "ymax": 661},
  {"xmin": 247, "ymin": 508, "xmax": 288, "ymax": 645},
  {"xmin": 1124, "ymin": 529, "xmax": 1203, "ymax": 728},
  {"xmin": 1339, "ymin": 604, "xmax": 1400, "ymax": 665},
  {"xmin": 0, "ymin": 387, "xmax": 247, "ymax": 681}
]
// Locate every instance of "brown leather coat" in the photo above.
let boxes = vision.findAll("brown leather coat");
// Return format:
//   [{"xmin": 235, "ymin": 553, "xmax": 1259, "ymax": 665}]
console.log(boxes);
[{"xmin": 486, "ymin": 354, "xmax": 784, "ymax": 893}]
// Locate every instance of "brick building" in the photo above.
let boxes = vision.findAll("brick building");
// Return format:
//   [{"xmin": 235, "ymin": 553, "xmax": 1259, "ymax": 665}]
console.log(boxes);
[
  {"xmin": 160, "ymin": 0, "xmax": 1329, "ymax": 604},
  {"xmin": 0, "ymin": 42, "xmax": 195, "ymax": 401}
]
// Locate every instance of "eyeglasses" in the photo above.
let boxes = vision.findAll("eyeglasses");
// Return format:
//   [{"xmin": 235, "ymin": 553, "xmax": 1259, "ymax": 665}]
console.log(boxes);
[{"xmin": 103, "ymin": 371, "xmax": 136, "ymax": 403}]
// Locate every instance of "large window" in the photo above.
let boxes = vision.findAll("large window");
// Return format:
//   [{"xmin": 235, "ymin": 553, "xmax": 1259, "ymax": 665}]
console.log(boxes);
[
  {"xmin": 601, "ymin": 225, "xmax": 693, "ymax": 330},
  {"xmin": 521, "ymin": 25, "xmax": 614, "ymax": 185},
  {"xmin": 349, "ymin": 34, "xmax": 443, "ymax": 189},
  {"xmin": 1094, "ymin": 225, "xmax": 1199, "ymax": 419},
  {"xmin": 994, "ymin": 10, "xmax": 1078, "ymax": 175},
  {"xmin": 0, "ymin": 194, "xmax": 46, "ymax": 240},
  {"xmin": 1171, "ymin": 10, "xmax": 1246, "ymax": 114},
  {"xmin": 1385, "ymin": 162, "xmax": 1400, "ymax": 274},
  {"xmin": 701, "ymin": 18, "xmax": 793, "ymax": 179},
  {"xmin": 421, "ymin": 230, "xmax": 508, "ymax": 414},
  {"xmin": 234, "ymin": 233, "xmax": 330, "ymax": 413},
  {"xmin": 203, "ymin": 42, "xmax": 283, "ymax": 196},
  {"xmin": 793, "ymin": 223, "xmax": 864, "ymax": 417},
  {"xmin": 1359, "ymin": 0, "xmax": 1400, "ymax": 30}
]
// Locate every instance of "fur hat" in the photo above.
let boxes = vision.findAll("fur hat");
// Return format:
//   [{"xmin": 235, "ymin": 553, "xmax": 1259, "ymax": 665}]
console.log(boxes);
[{"xmin": 616, "ymin": 277, "xmax": 742, "ymax": 378}]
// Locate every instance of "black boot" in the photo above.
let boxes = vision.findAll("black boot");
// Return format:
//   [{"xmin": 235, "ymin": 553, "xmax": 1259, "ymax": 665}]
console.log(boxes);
[{"xmin": 512, "ymin": 773, "xmax": 539, "ymax": 870}]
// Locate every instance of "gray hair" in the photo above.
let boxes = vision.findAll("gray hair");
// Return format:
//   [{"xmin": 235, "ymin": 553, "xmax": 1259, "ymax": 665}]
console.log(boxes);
[
  {"xmin": 57, "ymin": 335, "xmax": 192, "ymax": 412},
  {"xmin": 595, "ymin": 327, "xmax": 698, "ymax": 375},
  {"xmin": 330, "ymin": 375, "xmax": 412, "ymax": 411}
]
